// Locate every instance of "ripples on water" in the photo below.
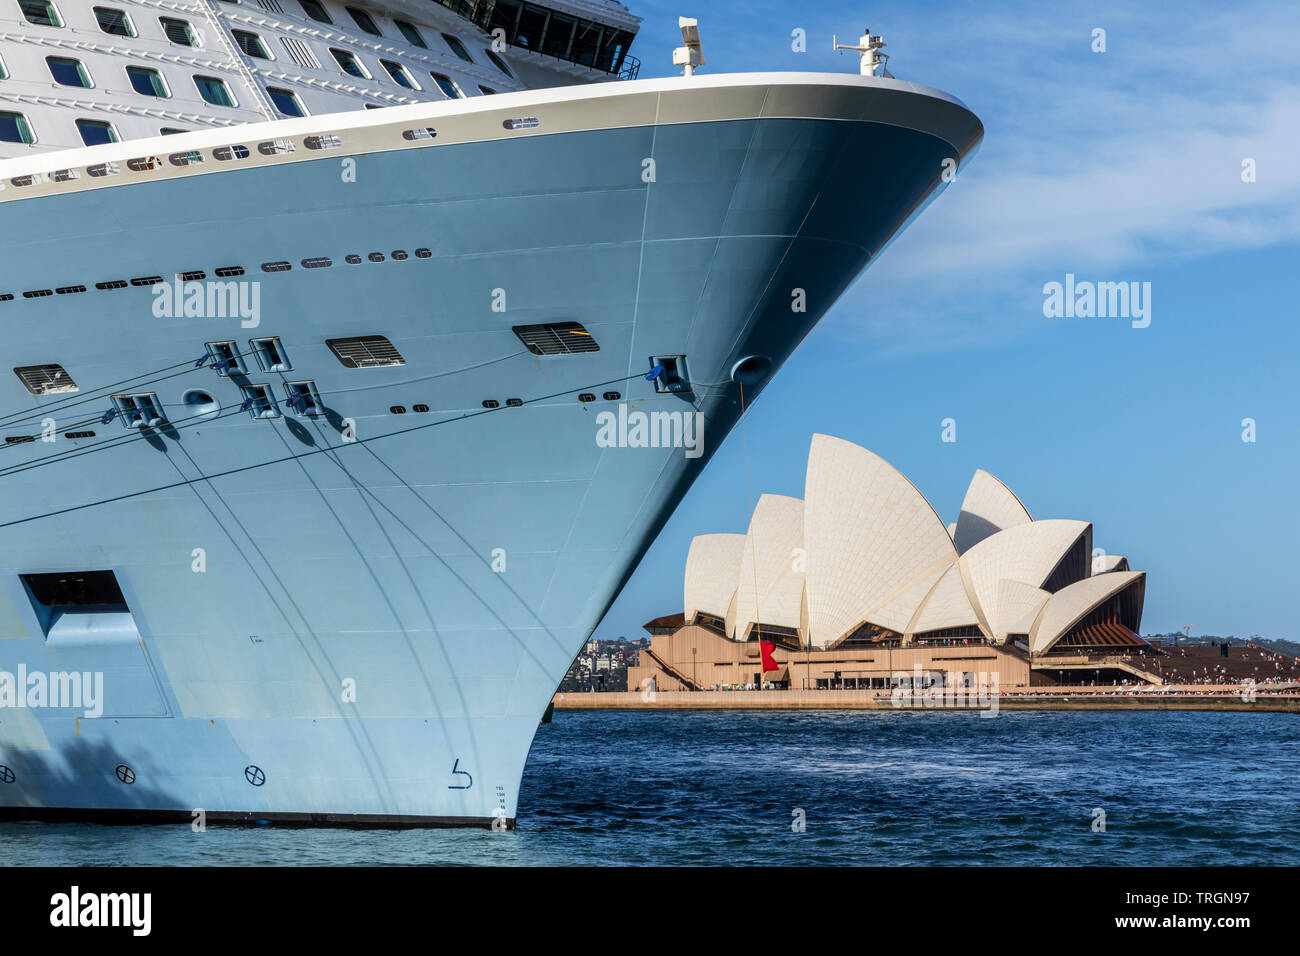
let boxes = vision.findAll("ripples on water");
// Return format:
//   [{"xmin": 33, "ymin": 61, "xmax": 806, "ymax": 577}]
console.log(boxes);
[{"xmin": 2, "ymin": 710, "xmax": 1296, "ymax": 866}]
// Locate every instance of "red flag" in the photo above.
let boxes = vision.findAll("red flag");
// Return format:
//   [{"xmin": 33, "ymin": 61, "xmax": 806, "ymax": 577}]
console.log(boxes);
[{"xmin": 760, "ymin": 640, "xmax": 778, "ymax": 673}]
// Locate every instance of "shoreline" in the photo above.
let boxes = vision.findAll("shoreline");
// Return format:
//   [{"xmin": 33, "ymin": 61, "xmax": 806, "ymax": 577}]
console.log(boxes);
[{"xmin": 552, "ymin": 688, "xmax": 1300, "ymax": 713}]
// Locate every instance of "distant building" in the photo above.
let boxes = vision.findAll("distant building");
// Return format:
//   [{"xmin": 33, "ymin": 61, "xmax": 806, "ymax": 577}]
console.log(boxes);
[{"xmin": 631, "ymin": 434, "xmax": 1155, "ymax": 690}]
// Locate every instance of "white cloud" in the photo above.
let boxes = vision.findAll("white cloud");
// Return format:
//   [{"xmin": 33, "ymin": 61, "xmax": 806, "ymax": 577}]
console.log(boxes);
[{"xmin": 824, "ymin": 2, "xmax": 1300, "ymax": 353}]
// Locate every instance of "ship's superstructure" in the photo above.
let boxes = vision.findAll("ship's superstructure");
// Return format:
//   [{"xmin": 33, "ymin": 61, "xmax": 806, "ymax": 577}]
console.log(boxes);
[
  {"xmin": 0, "ymin": 0, "xmax": 639, "ymax": 154},
  {"xmin": 0, "ymin": 5, "xmax": 982, "ymax": 826}
]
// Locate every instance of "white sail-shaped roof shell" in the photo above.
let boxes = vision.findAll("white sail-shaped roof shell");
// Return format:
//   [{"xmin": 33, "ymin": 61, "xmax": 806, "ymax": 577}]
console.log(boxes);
[
  {"xmin": 992, "ymin": 579, "xmax": 1051, "ymax": 642},
  {"xmin": 869, "ymin": 562, "xmax": 951, "ymax": 635},
  {"xmin": 732, "ymin": 494, "xmax": 806, "ymax": 640},
  {"xmin": 683, "ymin": 533, "xmax": 746, "ymax": 623},
  {"xmin": 1092, "ymin": 554, "xmax": 1129, "ymax": 574},
  {"xmin": 953, "ymin": 470, "xmax": 1033, "ymax": 555},
  {"xmin": 803, "ymin": 435, "xmax": 957, "ymax": 648},
  {"xmin": 904, "ymin": 563, "xmax": 981, "ymax": 637},
  {"xmin": 1030, "ymin": 571, "xmax": 1146, "ymax": 654},
  {"xmin": 957, "ymin": 519, "xmax": 1091, "ymax": 638}
]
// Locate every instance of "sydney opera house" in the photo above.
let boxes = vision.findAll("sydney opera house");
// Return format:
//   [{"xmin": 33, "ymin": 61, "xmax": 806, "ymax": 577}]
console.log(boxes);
[{"xmin": 630, "ymin": 435, "xmax": 1153, "ymax": 691}]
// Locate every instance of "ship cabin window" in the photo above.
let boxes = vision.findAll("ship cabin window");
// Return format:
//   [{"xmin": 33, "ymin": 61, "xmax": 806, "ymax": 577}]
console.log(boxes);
[
  {"xmin": 394, "ymin": 19, "xmax": 426, "ymax": 48},
  {"xmin": 19, "ymin": 1, "xmax": 62, "ymax": 28},
  {"xmin": 330, "ymin": 48, "xmax": 370, "ymax": 79},
  {"xmin": 127, "ymin": 66, "xmax": 169, "ymax": 98},
  {"xmin": 0, "ymin": 55, "xmax": 7, "ymax": 80},
  {"xmin": 159, "ymin": 16, "xmax": 199, "ymax": 47},
  {"xmin": 346, "ymin": 6, "xmax": 381, "ymax": 36},
  {"xmin": 442, "ymin": 33, "xmax": 474, "ymax": 62},
  {"xmin": 478, "ymin": 85, "xmax": 497, "ymax": 96},
  {"xmin": 380, "ymin": 60, "xmax": 418, "ymax": 89},
  {"xmin": 485, "ymin": 49, "xmax": 514, "ymax": 78},
  {"xmin": 429, "ymin": 72, "xmax": 463, "ymax": 98},
  {"xmin": 94, "ymin": 6, "xmax": 134, "ymax": 37},
  {"xmin": 0, "ymin": 111, "xmax": 35, "ymax": 145},
  {"xmin": 194, "ymin": 75, "xmax": 236, "ymax": 107},
  {"xmin": 160, "ymin": 127, "xmax": 187, "ymax": 135},
  {"xmin": 298, "ymin": 0, "xmax": 331, "ymax": 24},
  {"xmin": 233, "ymin": 30, "xmax": 272, "ymax": 60},
  {"xmin": 76, "ymin": 119, "xmax": 119, "ymax": 146},
  {"xmin": 267, "ymin": 87, "xmax": 306, "ymax": 117},
  {"xmin": 46, "ymin": 56, "xmax": 91, "ymax": 88}
]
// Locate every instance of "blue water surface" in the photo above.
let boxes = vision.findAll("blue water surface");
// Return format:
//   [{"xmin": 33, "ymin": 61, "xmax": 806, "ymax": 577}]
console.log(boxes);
[{"xmin": 1, "ymin": 710, "xmax": 1295, "ymax": 865}]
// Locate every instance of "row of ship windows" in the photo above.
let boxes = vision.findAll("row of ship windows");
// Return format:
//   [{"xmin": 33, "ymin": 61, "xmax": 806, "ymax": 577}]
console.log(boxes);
[
  {"xmin": 8, "ymin": 0, "xmax": 513, "ymax": 78},
  {"xmin": 0, "ymin": 117, "xmax": 543, "ymax": 191},
  {"xmin": 0, "ymin": 65, "xmax": 499, "ymax": 145}
]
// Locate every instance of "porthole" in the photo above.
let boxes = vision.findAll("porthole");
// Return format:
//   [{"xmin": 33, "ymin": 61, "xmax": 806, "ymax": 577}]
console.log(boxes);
[
  {"xmin": 214, "ymin": 266, "xmax": 244, "ymax": 277},
  {"xmin": 258, "ymin": 139, "xmax": 295, "ymax": 155},
  {"xmin": 183, "ymin": 389, "xmax": 220, "ymax": 416},
  {"xmin": 345, "ymin": 254, "xmax": 362, "ymax": 264},
  {"xmin": 65, "ymin": 430, "xmax": 95, "ymax": 439},
  {"xmin": 261, "ymin": 261, "xmax": 291, "ymax": 273},
  {"xmin": 303, "ymin": 134, "xmax": 342, "ymax": 150},
  {"xmin": 214, "ymin": 144, "xmax": 250, "ymax": 161},
  {"xmin": 23, "ymin": 289, "xmax": 53, "ymax": 298},
  {"xmin": 389, "ymin": 405, "xmax": 406, "ymax": 414},
  {"xmin": 55, "ymin": 285, "xmax": 86, "ymax": 295},
  {"xmin": 391, "ymin": 250, "xmax": 408, "ymax": 260},
  {"xmin": 95, "ymin": 280, "xmax": 127, "ymax": 290},
  {"xmin": 178, "ymin": 270, "xmax": 205, "ymax": 281},
  {"xmin": 481, "ymin": 399, "xmax": 499, "ymax": 409},
  {"xmin": 302, "ymin": 257, "xmax": 332, "ymax": 269},
  {"xmin": 367, "ymin": 252, "xmax": 384, "ymax": 263},
  {"xmin": 130, "ymin": 276, "xmax": 163, "ymax": 287},
  {"xmin": 505, "ymin": 397, "xmax": 522, "ymax": 407},
  {"xmin": 603, "ymin": 391, "xmax": 621, "ymax": 401},
  {"xmin": 414, "ymin": 248, "xmax": 432, "ymax": 258},
  {"xmin": 412, "ymin": 403, "xmax": 429, "ymax": 413},
  {"xmin": 578, "ymin": 393, "xmax": 595, "ymax": 403}
]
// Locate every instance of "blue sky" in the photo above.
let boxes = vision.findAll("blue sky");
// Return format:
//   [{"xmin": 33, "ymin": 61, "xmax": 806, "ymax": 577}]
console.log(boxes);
[{"xmin": 594, "ymin": 0, "xmax": 1300, "ymax": 643}]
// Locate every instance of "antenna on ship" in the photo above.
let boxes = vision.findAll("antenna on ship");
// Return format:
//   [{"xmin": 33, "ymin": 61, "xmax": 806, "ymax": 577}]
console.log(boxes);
[
  {"xmin": 833, "ymin": 27, "xmax": 893, "ymax": 77},
  {"xmin": 673, "ymin": 17, "xmax": 705, "ymax": 76}
]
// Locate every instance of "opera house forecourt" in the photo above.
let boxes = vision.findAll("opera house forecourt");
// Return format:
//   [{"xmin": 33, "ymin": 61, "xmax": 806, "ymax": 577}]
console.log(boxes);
[{"xmin": 628, "ymin": 433, "xmax": 1158, "ymax": 696}]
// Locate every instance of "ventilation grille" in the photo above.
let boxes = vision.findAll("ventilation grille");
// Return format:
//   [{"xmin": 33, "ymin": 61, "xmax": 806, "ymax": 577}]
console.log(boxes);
[
  {"xmin": 281, "ymin": 37, "xmax": 321, "ymax": 70},
  {"xmin": 513, "ymin": 322, "xmax": 599, "ymax": 356},
  {"xmin": 326, "ymin": 335, "xmax": 405, "ymax": 369},
  {"xmin": 14, "ymin": 364, "xmax": 78, "ymax": 395},
  {"xmin": 255, "ymin": 0, "xmax": 285, "ymax": 12}
]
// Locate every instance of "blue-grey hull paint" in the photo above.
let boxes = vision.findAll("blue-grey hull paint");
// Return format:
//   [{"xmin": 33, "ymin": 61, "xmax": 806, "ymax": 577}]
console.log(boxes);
[{"xmin": 0, "ymin": 102, "xmax": 971, "ymax": 824}]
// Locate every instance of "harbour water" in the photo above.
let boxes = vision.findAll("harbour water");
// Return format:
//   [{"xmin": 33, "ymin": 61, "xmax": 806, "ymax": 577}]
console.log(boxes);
[{"xmin": 2, "ymin": 710, "xmax": 1296, "ymax": 866}]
